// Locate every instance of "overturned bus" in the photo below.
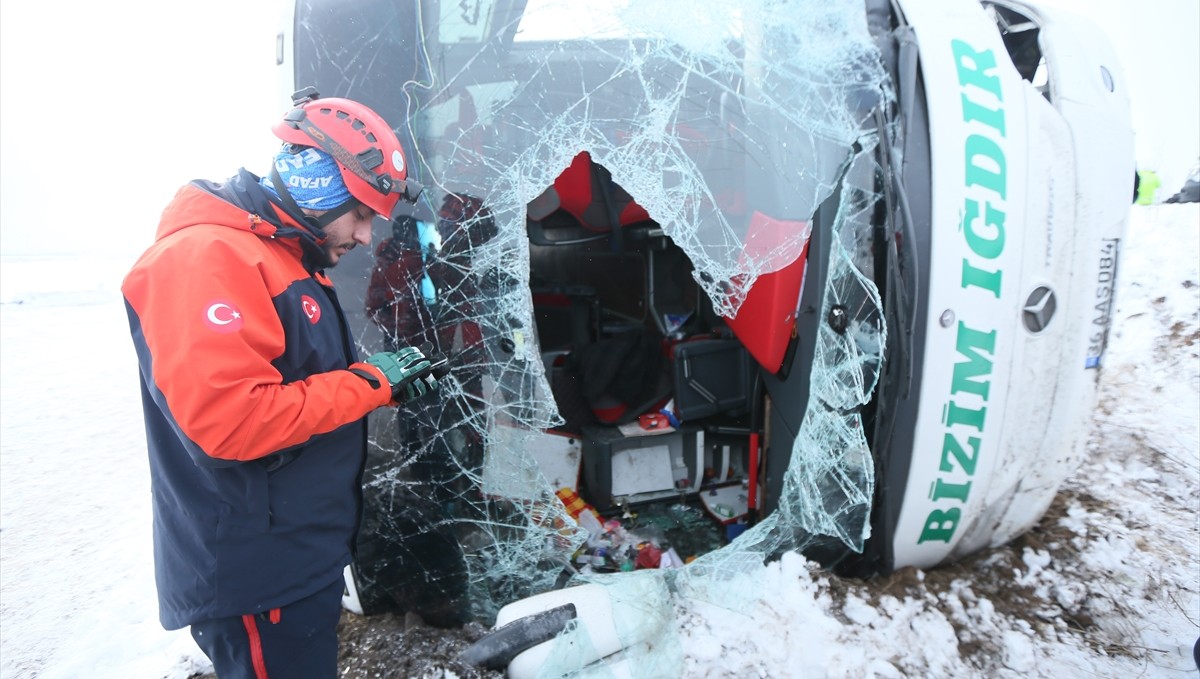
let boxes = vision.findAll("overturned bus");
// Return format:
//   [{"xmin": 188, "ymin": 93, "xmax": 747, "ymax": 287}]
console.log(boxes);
[{"xmin": 276, "ymin": 0, "xmax": 1133, "ymax": 672}]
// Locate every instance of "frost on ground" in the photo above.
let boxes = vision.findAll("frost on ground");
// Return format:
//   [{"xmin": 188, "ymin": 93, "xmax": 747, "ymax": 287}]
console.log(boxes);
[{"xmin": 181, "ymin": 208, "xmax": 1200, "ymax": 679}]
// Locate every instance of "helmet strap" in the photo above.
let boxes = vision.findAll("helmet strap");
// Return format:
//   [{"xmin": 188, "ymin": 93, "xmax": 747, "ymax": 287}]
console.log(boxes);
[{"xmin": 313, "ymin": 197, "xmax": 360, "ymax": 228}]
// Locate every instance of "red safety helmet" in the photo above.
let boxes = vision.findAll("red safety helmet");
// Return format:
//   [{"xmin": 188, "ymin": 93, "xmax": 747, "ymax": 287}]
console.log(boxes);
[{"xmin": 272, "ymin": 87, "xmax": 423, "ymax": 218}]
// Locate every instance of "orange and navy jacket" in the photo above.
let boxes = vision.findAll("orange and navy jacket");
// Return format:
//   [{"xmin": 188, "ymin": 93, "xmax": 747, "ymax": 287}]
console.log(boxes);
[{"xmin": 122, "ymin": 169, "xmax": 393, "ymax": 630}]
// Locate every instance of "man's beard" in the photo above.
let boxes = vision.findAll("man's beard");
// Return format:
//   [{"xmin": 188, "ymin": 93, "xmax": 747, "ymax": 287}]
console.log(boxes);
[
  {"xmin": 320, "ymin": 241, "xmax": 356, "ymax": 267},
  {"xmin": 300, "ymin": 238, "xmax": 343, "ymax": 270}
]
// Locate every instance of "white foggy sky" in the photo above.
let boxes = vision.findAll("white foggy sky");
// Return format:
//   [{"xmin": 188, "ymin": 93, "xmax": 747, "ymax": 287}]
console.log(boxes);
[
  {"xmin": 1081, "ymin": 0, "xmax": 1200, "ymax": 187},
  {"xmin": 0, "ymin": 0, "xmax": 281, "ymax": 258},
  {"xmin": 0, "ymin": 0, "xmax": 1196, "ymax": 259}
]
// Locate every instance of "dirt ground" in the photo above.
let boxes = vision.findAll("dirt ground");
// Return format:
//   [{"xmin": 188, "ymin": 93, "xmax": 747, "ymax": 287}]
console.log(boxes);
[
  {"xmin": 189, "ymin": 610, "xmax": 504, "ymax": 679},
  {"xmin": 330, "ymin": 612, "xmax": 504, "ymax": 679},
  {"xmin": 835, "ymin": 486, "xmax": 1135, "ymax": 665}
]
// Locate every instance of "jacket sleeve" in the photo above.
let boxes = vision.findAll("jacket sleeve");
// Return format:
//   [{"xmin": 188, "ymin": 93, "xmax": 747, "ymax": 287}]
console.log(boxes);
[{"xmin": 124, "ymin": 230, "xmax": 393, "ymax": 464}]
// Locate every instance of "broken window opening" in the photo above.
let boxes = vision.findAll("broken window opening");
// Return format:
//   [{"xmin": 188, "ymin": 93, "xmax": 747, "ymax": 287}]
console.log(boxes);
[
  {"xmin": 985, "ymin": 2, "xmax": 1051, "ymax": 98},
  {"xmin": 295, "ymin": 0, "xmax": 894, "ymax": 667}
]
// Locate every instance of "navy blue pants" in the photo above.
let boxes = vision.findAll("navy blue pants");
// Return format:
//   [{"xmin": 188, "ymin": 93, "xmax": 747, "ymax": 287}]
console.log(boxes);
[{"xmin": 189, "ymin": 576, "xmax": 343, "ymax": 679}]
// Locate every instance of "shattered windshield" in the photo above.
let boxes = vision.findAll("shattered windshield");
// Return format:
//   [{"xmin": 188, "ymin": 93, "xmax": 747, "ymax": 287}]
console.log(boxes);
[{"xmin": 295, "ymin": 0, "xmax": 892, "ymax": 673}]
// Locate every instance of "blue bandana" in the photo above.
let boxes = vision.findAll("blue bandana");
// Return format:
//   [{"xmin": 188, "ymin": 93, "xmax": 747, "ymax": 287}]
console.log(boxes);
[{"xmin": 260, "ymin": 146, "xmax": 353, "ymax": 210}]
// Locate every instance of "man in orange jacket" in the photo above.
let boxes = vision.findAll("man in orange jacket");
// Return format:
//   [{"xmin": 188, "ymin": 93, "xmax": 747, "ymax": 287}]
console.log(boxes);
[{"xmin": 122, "ymin": 88, "xmax": 445, "ymax": 678}]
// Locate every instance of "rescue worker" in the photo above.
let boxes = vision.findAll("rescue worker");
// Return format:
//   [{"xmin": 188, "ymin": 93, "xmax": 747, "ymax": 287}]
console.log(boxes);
[
  {"xmin": 122, "ymin": 88, "xmax": 446, "ymax": 678},
  {"xmin": 1136, "ymin": 168, "xmax": 1161, "ymax": 205}
]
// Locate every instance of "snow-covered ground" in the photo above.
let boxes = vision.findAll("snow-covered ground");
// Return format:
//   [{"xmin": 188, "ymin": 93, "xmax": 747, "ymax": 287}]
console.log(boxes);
[
  {"xmin": 1, "ymin": 204, "xmax": 1195, "ymax": 678},
  {"xmin": 671, "ymin": 205, "xmax": 1200, "ymax": 677}
]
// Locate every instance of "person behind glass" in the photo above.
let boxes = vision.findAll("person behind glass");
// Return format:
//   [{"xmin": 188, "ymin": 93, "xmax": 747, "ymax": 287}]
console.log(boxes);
[
  {"xmin": 121, "ymin": 87, "xmax": 447, "ymax": 678},
  {"xmin": 365, "ymin": 213, "xmax": 445, "ymax": 469},
  {"xmin": 429, "ymin": 192, "xmax": 498, "ymax": 405},
  {"xmin": 366, "ymin": 214, "xmax": 438, "ymax": 353}
]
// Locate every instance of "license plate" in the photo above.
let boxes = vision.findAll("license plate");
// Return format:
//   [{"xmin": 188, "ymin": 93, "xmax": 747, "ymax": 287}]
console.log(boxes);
[{"xmin": 1085, "ymin": 238, "xmax": 1120, "ymax": 368}]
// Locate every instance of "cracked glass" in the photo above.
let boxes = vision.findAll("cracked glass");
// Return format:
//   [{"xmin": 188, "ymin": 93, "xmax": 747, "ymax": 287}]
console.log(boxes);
[{"xmin": 294, "ymin": 0, "xmax": 893, "ymax": 674}]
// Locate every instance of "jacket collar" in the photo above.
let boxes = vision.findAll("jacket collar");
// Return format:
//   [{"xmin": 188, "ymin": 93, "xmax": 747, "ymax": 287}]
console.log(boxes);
[{"xmin": 156, "ymin": 169, "xmax": 331, "ymax": 272}]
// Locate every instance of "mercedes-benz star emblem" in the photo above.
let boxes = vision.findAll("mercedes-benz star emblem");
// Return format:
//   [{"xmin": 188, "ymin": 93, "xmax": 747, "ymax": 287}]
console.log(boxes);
[{"xmin": 1023, "ymin": 286, "xmax": 1057, "ymax": 333}]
